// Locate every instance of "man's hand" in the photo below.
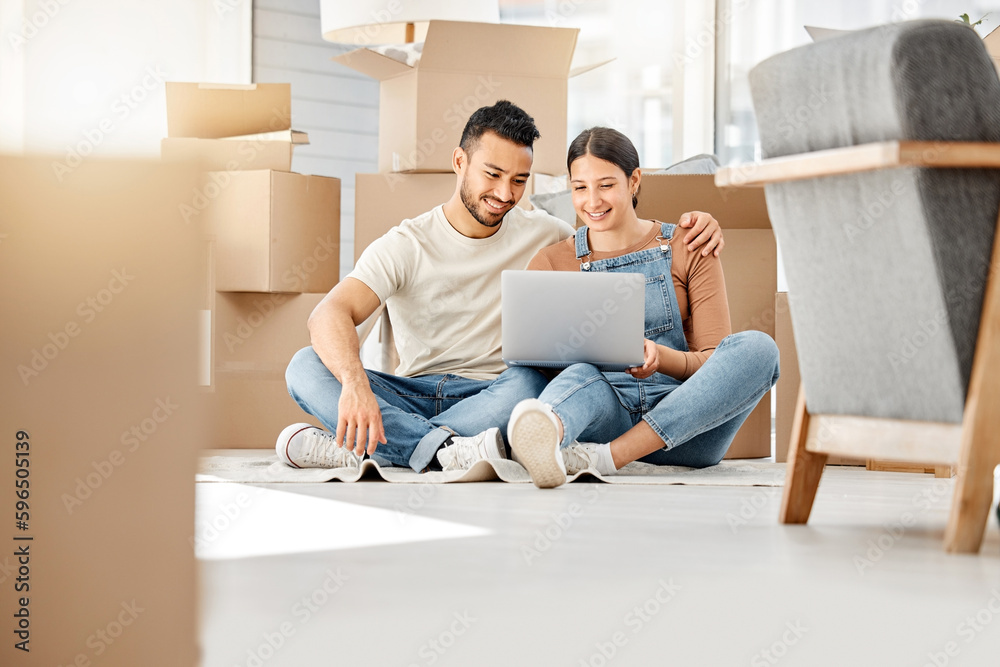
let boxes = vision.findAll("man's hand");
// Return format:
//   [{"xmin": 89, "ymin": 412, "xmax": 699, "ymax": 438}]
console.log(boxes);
[
  {"xmin": 678, "ymin": 211, "xmax": 724, "ymax": 257},
  {"xmin": 336, "ymin": 383, "xmax": 387, "ymax": 457},
  {"xmin": 626, "ymin": 339, "xmax": 659, "ymax": 380}
]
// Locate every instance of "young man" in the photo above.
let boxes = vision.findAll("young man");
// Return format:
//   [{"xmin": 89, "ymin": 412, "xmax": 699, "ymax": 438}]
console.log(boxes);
[{"xmin": 276, "ymin": 101, "xmax": 723, "ymax": 473}]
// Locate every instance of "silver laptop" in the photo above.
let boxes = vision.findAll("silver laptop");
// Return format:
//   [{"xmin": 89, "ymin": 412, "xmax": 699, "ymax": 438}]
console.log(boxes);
[{"xmin": 501, "ymin": 270, "xmax": 646, "ymax": 371}]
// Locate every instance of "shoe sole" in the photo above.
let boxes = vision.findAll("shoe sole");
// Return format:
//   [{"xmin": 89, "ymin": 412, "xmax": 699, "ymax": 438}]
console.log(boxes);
[{"xmin": 510, "ymin": 410, "xmax": 566, "ymax": 489}]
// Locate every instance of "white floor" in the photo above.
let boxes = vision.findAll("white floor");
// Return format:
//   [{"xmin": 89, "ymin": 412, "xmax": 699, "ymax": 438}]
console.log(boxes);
[{"xmin": 196, "ymin": 465, "xmax": 1000, "ymax": 667}]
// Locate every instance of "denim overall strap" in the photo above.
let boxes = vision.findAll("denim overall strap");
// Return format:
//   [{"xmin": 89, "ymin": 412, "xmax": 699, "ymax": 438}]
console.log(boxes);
[
  {"xmin": 574, "ymin": 226, "xmax": 592, "ymax": 270},
  {"xmin": 581, "ymin": 221, "xmax": 688, "ymax": 353},
  {"xmin": 658, "ymin": 222, "xmax": 674, "ymax": 243}
]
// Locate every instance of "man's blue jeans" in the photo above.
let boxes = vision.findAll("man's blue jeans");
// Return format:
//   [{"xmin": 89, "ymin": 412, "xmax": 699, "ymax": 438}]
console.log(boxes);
[
  {"xmin": 539, "ymin": 330, "xmax": 780, "ymax": 468},
  {"xmin": 285, "ymin": 347, "xmax": 548, "ymax": 471}
]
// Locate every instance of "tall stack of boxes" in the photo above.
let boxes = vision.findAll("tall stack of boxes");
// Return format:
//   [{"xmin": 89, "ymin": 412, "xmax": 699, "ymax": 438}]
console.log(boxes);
[
  {"xmin": 335, "ymin": 20, "xmax": 603, "ymax": 270},
  {"xmin": 163, "ymin": 82, "xmax": 341, "ymax": 447}
]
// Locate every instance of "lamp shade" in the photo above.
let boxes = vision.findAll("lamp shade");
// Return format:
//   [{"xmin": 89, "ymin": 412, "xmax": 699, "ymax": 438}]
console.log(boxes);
[{"xmin": 320, "ymin": 0, "xmax": 499, "ymax": 44}]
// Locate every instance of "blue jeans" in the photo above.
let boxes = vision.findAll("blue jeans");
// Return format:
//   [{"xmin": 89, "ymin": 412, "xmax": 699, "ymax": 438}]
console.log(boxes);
[
  {"xmin": 539, "ymin": 330, "xmax": 780, "ymax": 468},
  {"xmin": 285, "ymin": 347, "xmax": 548, "ymax": 471}
]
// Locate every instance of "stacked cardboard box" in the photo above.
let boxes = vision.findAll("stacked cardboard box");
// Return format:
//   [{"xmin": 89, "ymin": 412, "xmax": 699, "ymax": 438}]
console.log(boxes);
[
  {"xmin": 334, "ymin": 21, "xmax": 606, "ymax": 175},
  {"xmin": 339, "ymin": 20, "xmax": 604, "ymax": 357},
  {"xmin": 163, "ymin": 83, "xmax": 341, "ymax": 293},
  {"xmin": 163, "ymin": 83, "xmax": 339, "ymax": 446},
  {"xmin": 636, "ymin": 175, "xmax": 776, "ymax": 459},
  {"xmin": 206, "ymin": 291, "xmax": 325, "ymax": 447}
]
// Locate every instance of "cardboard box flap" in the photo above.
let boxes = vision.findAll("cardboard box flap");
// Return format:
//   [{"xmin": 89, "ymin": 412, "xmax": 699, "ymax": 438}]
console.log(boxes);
[
  {"xmin": 570, "ymin": 58, "xmax": 615, "ymax": 78},
  {"xmin": 166, "ymin": 82, "xmax": 291, "ymax": 138},
  {"xmin": 983, "ymin": 25, "xmax": 1000, "ymax": 69},
  {"xmin": 804, "ymin": 25, "xmax": 852, "ymax": 42},
  {"xmin": 220, "ymin": 129, "xmax": 310, "ymax": 144},
  {"xmin": 636, "ymin": 174, "xmax": 771, "ymax": 230},
  {"xmin": 332, "ymin": 48, "xmax": 413, "ymax": 80},
  {"xmin": 419, "ymin": 20, "xmax": 578, "ymax": 77},
  {"xmin": 984, "ymin": 24, "xmax": 1000, "ymax": 49}
]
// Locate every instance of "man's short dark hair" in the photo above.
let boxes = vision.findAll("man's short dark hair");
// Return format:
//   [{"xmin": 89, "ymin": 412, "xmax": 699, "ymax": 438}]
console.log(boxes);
[{"xmin": 459, "ymin": 100, "xmax": 541, "ymax": 155}]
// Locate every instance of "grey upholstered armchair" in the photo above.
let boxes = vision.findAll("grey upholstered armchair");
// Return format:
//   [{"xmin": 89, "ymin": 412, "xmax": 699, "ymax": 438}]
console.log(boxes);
[{"xmin": 717, "ymin": 19, "xmax": 1000, "ymax": 553}]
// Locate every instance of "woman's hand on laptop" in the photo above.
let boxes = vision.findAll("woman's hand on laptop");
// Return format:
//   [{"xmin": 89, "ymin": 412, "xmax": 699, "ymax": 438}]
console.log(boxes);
[
  {"xmin": 626, "ymin": 339, "xmax": 660, "ymax": 379},
  {"xmin": 336, "ymin": 385, "xmax": 387, "ymax": 456},
  {"xmin": 678, "ymin": 211, "xmax": 724, "ymax": 257}
]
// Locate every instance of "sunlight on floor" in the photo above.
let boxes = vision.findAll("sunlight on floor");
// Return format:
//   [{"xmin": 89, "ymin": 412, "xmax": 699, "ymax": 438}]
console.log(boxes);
[{"xmin": 194, "ymin": 483, "xmax": 490, "ymax": 560}]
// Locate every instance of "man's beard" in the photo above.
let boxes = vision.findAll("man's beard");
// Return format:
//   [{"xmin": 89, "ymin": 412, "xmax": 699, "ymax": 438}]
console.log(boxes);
[{"xmin": 460, "ymin": 178, "xmax": 510, "ymax": 228}]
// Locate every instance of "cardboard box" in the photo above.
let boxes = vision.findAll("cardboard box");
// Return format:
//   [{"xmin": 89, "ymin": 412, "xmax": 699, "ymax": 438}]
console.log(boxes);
[
  {"xmin": 203, "ymin": 170, "xmax": 341, "ymax": 293},
  {"xmin": 353, "ymin": 172, "xmax": 562, "ymax": 263},
  {"xmin": 207, "ymin": 370, "xmax": 323, "ymax": 448},
  {"xmin": 333, "ymin": 21, "xmax": 607, "ymax": 175},
  {"xmin": 774, "ymin": 292, "xmax": 865, "ymax": 465},
  {"xmin": 213, "ymin": 292, "xmax": 324, "ymax": 373},
  {"xmin": 163, "ymin": 83, "xmax": 308, "ymax": 171},
  {"xmin": 774, "ymin": 292, "xmax": 797, "ymax": 462},
  {"xmin": 161, "ymin": 137, "xmax": 295, "ymax": 172},
  {"xmin": 208, "ymin": 292, "xmax": 327, "ymax": 447},
  {"xmin": 165, "ymin": 82, "xmax": 293, "ymax": 139},
  {"xmin": 1, "ymin": 156, "xmax": 206, "ymax": 665},
  {"xmin": 636, "ymin": 174, "xmax": 776, "ymax": 459},
  {"xmin": 982, "ymin": 26, "xmax": 1000, "ymax": 73}
]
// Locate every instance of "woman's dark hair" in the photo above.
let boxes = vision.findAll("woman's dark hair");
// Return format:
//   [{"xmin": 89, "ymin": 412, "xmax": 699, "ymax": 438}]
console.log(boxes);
[
  {"xmin": 460, "ymin": 100, "xmax": 541, "ymax": 155},
  {"xmin": 567, "ymin": 127, "xmax": 641, "ymax": 208}
]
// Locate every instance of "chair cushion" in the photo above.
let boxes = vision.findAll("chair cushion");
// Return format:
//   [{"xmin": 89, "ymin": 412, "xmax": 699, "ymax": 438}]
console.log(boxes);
[{"xmin": 749, "ymin": 20, "xmax": 1000, "ymax": 422}]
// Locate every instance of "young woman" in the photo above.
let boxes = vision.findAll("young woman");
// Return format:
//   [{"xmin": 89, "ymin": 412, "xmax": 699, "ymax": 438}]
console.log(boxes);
[{"xmin": 509, "ymin": 127, "xmax": 780, "ymax": 488}]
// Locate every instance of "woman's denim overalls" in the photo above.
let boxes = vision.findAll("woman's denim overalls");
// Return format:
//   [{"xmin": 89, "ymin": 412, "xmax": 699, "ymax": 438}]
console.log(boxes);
[{"xmin": 536, "ymin": 223, "xmax": 780, "ymax": 468}]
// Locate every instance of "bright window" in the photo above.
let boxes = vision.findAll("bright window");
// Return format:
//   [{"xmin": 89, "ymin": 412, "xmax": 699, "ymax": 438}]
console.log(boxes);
[{"xmin": 715, "ymin": 0, "xmax": 999, "ymax": 165}]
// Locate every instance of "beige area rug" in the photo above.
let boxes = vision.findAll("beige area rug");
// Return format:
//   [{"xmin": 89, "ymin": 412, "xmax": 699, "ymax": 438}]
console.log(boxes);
[{"xmin": 197, "ymin": 449, "xmax": 786, "ymax": 486}]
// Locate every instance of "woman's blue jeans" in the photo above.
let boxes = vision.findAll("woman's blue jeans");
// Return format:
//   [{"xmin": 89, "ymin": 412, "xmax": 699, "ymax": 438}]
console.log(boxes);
[
  {"xmin": 285, "ymin": 347, "xmax": 548, "ymax": 471},
  {"xmin": 540, "ymin": 330, "xmax": 780, "ymax": 468}
]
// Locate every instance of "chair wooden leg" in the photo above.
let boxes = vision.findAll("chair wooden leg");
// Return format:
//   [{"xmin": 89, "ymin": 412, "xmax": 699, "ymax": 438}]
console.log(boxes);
[
  {"xmin": 780, "ymin": 384, "xmax": 829, "ymax": 524},
  {"xmin": 944, "ymin": 238, "xmax": 1000, "ymax": 553},
  {"xmin": 944, "ymin": 367, "xmax": 1000, "ymax": 552}
]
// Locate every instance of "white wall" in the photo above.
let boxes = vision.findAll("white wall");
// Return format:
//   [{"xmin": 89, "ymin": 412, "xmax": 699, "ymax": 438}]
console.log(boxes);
[{"xmin": 0, "ymin": 0, "xmax": 251, "ymax": 156}]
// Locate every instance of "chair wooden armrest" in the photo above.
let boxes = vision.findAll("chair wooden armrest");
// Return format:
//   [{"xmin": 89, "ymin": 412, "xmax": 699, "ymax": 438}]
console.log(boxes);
[{"xmin": 715, "ymin": 140, "xmax": 1000, "ymax": 188}]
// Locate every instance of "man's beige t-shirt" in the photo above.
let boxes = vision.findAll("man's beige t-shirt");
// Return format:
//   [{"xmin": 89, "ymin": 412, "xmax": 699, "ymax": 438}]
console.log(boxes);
[{"xmin": 348, "ymin": 205, "xmax": 574, "ymax": 380}]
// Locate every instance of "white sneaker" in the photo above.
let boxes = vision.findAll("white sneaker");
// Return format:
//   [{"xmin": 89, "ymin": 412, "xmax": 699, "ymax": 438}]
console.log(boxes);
[
  {"xmin": 509, "ymin": 399, "xmax": 566, "ymax": 488},
  {"xmin": 435, "ymin": 427, "xmax": 505, "ymax": 471},
  {"xmin": 562, "ymin": 442, "xmax": 615, "ymax": 476},
  {"xmin": 275, "ymin": 423, "xmax": 363, "ymax": 469}
]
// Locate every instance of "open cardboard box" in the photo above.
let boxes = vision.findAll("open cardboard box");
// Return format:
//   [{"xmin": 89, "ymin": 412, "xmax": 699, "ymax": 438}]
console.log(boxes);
[
  {"xmin": 162, "ymin": 82, "xmax": 308, "ymax": 172},
  {"xmin": 636, "ymin": 174, "xmax": 776, "ymax": 459},
  {"xmin": 203, "ymin": 170, "xmax": 341, "ymax": 293},
  {"xmin": 333, "ymin": 20, "xmax": 607, "ymax": 175}
]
